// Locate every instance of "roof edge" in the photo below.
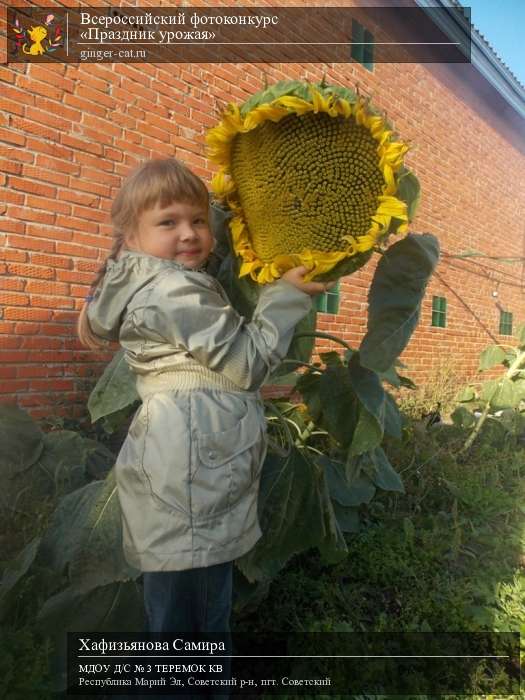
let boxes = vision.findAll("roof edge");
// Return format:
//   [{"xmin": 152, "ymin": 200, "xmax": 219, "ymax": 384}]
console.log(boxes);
[{"xmin": 414, "ymin": 0, "xmax": 525, "ymax": 121}]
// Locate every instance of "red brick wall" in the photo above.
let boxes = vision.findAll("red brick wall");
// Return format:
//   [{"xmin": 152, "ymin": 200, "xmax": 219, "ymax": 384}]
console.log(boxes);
[{"xmin": 1, "ymin": 1, "xmax": 524, "ymax": 420}]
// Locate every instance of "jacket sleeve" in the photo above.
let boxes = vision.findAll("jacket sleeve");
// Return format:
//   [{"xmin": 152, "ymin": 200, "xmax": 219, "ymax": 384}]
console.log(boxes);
[{"xmin": 138, "ymin": 271, "xmax": 313, "ymax": 392}]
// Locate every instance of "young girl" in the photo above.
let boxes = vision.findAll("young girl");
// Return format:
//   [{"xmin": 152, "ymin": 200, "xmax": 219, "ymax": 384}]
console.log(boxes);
[{"xmin": 77, "ymin": 158, "xmax": 333, "ymax": 695}]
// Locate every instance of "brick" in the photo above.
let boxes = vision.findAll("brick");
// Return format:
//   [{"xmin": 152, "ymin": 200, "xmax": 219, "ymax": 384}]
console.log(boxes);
[
  {"xmin": 0, "ymin": 366, "xmax": 17, "ymax": 378},
  {"xmin": 0, "ymin": 248, "xmax": 27, "ymax": 262},
  {"xmin": 17, "ymin": 365, "xmax": 63, "ymax": 378},
  {"xmin": 43, "ymin": 323, "xmax": 73, "ymax": 337},
  {"xmin": 9, "ymin": 115, "xmax": 59, "ymax": 141},
  {"xmin": 0, "ymin": 127, "xmax": 26, "ymax": 146},
  {"xmin": 30, "ymin": 295, "xmax": 75, "ymax": 309},
  {"xmin": 0, "ymin": 336, "xmax": 22, "ymax": 349},
  {"xmin": 25, "ymin": 224, "xmax": 73, "ymax": 246},
  {"xmin": 63, "ymin": 93, "xmax": 106, "ymax": 118},
  {"xmin": 80, "ymin": 167, "xmax": 121, "ymax": 187},
  {"xmin": 7, "ymin": 205, "xmax": 55, "ymax": 225},
  {"xmin": 60, "ymin": 134, "xmax": 104, "ymax": 156},
  {"xmin": 14, "ymin": 322, "xmax": 40, "ymax": 335},
  {"xmin": 0, "ymin": 188, "xmax": 24, "ymax": 206},
  {"xmin": 29, "ymin": 64, "xmax": 74, "ymax": 92},
  {"xmin": 25, "ymin": 280, "xmax": 70, "ymax": 295},
  {"xmin": 2, "ymin": 85, "xmax": 35, "ymax": 107},
  {"xmin": 55, "ymin": 241, "xmax": 99, "ymax": 259},
  {"xmin": 1, "ymin": 379, "xmax": 30, "ymax": 392},
  {"xmin": 0, "ymin": 278, "xmax": 25, "ymax": 291},
  {"xmin": 0, "ymin": 321, "xmax": 15, "ymax": 334},
  {"xmin": 74, "ymin": 151, "xmax": 114, "ymax": 172},
  {"xmin": 0, "ymin": 98, "xmax": 24, "ymax": 117},
  {"xmin": 35, "ymin": 154, "xmax": 80, "ymax": 175},
  {"xmin": 76, "ymin": 85, "xmax": 117, "ymax": 111},
  {"xmin": 71, "ymin": 205, "xmax": 108, "ymax": 223},
  {"xmin": 55, "ymin": 215, "xmax": 98, "ymax": 235},
  {"xmin": 0, "ymin": 291, "xmax": 29, "ymax": 306},
  {"xmin": 74, "ymin": 178, "xmax": 111, "ymax": 198},
  {"xmin": 6, "ymin": 234, "xmax": 55, "ymax": 253},
  {"xmin": 9, "ymin": 176, "xmax": 57, "ymax": 199},
  {"xmin": 57, "ymin": 189, "xmax": 99, "ymax": 207},
  {"xmin": 82, "ymin": 114, "xmax": 122, "ymax": 139},
  {"xmin": 30, "ymin": 253, "xmax": 72, "ymax": 269},
  {"xmin": 23, "ymin": 165, "xmax": 69, "ymax": 187},
  {"xmin": 25, "ymin": 196, "xmax": 71, "ymax": 216},
  {"xmin": 21, "ymin": 337, "xmax": 63, "ymax": 350},
  {"xmin": 2, "ymin": 146, "xmax": 34, "ymax": 164}
]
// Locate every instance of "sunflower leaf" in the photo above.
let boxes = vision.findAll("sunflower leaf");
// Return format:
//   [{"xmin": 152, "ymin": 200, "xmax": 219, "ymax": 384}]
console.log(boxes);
[
  {"xmin": 397, "ymin": 168, "xmax": 421, "ymax": 222},
  {"xmin": 87, "ymin": 349, "xmax": 139, "ymax": 424},
  {"xmin": 359, "ymin": 232, "xmax": 440, "ymax": 373},
  {"xmin": 235, "ymin": 447, "xmax": 347, "ymax": 582}
]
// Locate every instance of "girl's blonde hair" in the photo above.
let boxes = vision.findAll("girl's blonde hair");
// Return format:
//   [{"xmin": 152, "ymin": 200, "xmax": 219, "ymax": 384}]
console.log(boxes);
[{"xmin": 77, "ymin": 158, "xmax": 210, "ymax": 350}]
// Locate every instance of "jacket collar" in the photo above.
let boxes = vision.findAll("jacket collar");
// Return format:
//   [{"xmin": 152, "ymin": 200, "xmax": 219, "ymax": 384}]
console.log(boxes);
[{"xmin": 117, "ymin": 248, "xmax": 209, "ymax": 274}]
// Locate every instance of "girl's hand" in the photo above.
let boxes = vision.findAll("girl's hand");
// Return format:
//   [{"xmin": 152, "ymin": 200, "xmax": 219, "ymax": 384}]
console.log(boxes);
[{"xmin": 281, "ymin": 266, "xmax": 337, "ymax": 297}]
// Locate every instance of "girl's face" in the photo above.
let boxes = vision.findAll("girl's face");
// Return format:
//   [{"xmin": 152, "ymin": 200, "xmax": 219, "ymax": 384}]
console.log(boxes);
[{"xmin": 127, "ymin": 199, "xmax": 214, "ymax": 269}]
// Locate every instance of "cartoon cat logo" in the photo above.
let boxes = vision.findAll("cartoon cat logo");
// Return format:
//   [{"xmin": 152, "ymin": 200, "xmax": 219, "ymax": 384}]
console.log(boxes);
[{"xmin": 12, "ymin": 14, "xmax": 63, "ymax": 57}]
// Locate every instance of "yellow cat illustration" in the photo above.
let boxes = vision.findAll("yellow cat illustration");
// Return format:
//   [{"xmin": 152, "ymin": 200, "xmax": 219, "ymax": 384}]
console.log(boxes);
[{"xmin": 23, "ymin": 25, "xmax": 47, "ymax": 55}]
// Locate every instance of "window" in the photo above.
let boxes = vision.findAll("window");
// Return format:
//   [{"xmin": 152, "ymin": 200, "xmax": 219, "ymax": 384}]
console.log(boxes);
[
  {"xmin": 351, "ymin": 19, "xmax": 374, "ymax": 71},
  {"xmin": 431, "ymin": 296, "xmax": 447, "ymax": 328},
  {"xmin": 499, "ymin": 310, "xmax": 513, "ymax": 335},
  {"xmin": 315, "ymin": 279, "xmax": 340, "ymax": 314}
]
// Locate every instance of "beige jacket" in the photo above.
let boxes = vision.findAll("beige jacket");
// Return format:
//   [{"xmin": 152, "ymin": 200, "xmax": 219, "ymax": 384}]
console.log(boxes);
[{"xmin": 87, "ymin": 250, "xmax": 313, "ymax": 572}]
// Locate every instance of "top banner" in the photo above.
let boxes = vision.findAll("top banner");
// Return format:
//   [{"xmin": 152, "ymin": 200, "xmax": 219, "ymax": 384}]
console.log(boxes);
[{"xmin": 6, "ymin": 6, "xmax": 471, "ymax": 64}]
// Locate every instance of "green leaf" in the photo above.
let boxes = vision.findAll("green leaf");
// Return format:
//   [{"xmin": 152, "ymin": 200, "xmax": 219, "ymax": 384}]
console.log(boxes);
[
  {"xmin": 0, "ymin": 404, "xmax": 44, "ymax": 476},
  {"xmin": 37, "ymin": 469, "xmax": 140, "ymax": 594},
  {"xmin": 451, "ymin": 406, "xmax": 476, "ymax": 429},
  {"xmin": 456, "ymin": 386, "xmax": 476, "ymax": 402},
  {"xmin": 318, "ymin": 364, "xmax": 359, "ymax": 447},
  {"xmin": 87, "ymin": 350, "xmax": 139, "ymax": 424},
  {"xmin": 399, "ymin": 374, "xmax": 417, "ymax": 390},
  {"xmin": 384, "ymin": 391, "xmax": 404, "ymax": 439},
  {"xmin": 216, "ymin": 248, "xmax": 259, "ymax": 319},
  {"xmin": 347, "ymin": 353, "xmax": 386, "ymax": 452},
  {"xmin": 396, "ymin": 168, "xmax": 421, "ymax": 222},
  {"xmin": 340, "ymin": 474, "xmax": 376, "ymax": 506},
  {"xmin": 267, "ymin": 370, "xmax": 300, "ymax": 387},
  {"xmin": 368, "ymin": 447, "xmax": 405, "ymax": 493},
  {"xmin": 489, "ymin": 378, "xmax": 518, "ymax": 411},
  {"xmin": 377, "ymin": 363, "xmax": 403, "ymax": 387},
  {"xmin": 271, "ymin": 306, "xmax": 317, "ymax": 379},
  {"xmin": 36, "ymin": 580, "xmax": 144, "ymax": 632},
  {"xmin": 359, "ymin": 233, "xmax": 440, "ymax": 372},
  {"xmin": 332, "ymin": 502, "xmax": 360, "ymax": 533},
  {"xmin": 35, "ymin": 431, "xmax": 90, "ymax": 498},
  {"xmin": 319, "ymin": 350, "xmax": 343, "ymax": 367},
  {"xmin": 497, "ymin": 409, "xmax": 525, "ymax": 436},
  {"xmin": 35, "ymin": 581, "xmax": 144, "ymax": 692},
  {"xmin": 295, "ymin": 370, "xmax": 323, "ymax": 423},
  {"xmin": 0, "ymin": 536, "xmax": 41, "ymax": 623},
  {"xmin": 349, "ymin": 407, "xmax": 383, "ymax": 456},
  {"xmin": 231, "ymin": 569, "xmax": 272, "ymax": 615},
  {"xmin": 322, "ymin": 455, "xmax": 374, "ymax": 507},
  {"xmin": 235, "ymin": 447, "xmax": 347, "ymax": 583},
  {"xmin": 478, "ymin": 345, "xmax": 506, "ymax": 371},
  {"xmin": 83, "ymin": 438, "xmax": 115, "ymax": 480},
  {"xmin": 480, "ymin": 379, "xmax": 499, "ymax": 403},
  {"xmin": 512, "ymin": 378, "xmax": 525, "ymax": 401}
]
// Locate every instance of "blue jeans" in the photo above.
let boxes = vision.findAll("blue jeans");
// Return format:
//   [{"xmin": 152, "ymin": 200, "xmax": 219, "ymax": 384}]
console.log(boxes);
[{"xmin": 141, "ymin": 560, "xmax": 234, "ymax": 699}]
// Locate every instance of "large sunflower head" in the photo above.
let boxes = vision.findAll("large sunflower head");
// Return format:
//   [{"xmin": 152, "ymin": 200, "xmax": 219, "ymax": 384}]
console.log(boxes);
[{"xmin": 206, "ymin": 79, "xmax": 420, "ymax": 284}]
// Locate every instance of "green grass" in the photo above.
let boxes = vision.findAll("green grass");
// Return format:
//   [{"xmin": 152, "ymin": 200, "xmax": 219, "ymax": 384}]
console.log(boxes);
[{"xmin": 233, "ymin": 421, "xmax": 525, "ymax": 698}]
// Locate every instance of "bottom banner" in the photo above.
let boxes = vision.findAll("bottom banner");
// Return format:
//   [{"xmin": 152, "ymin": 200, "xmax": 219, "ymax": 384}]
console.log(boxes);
[{"xmin": 67, "ymin": 631, "xmax": 521, "ymax": 696}]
